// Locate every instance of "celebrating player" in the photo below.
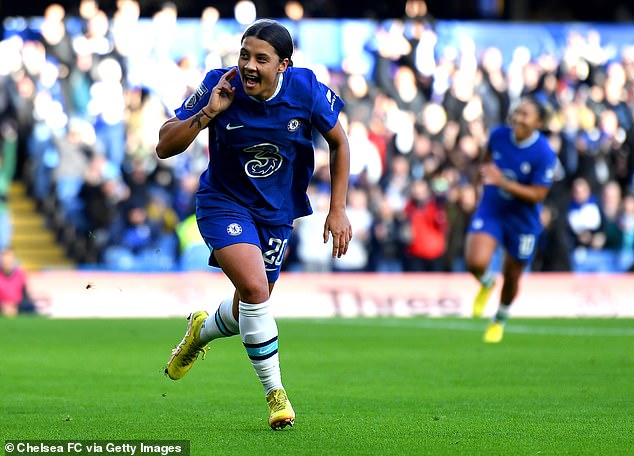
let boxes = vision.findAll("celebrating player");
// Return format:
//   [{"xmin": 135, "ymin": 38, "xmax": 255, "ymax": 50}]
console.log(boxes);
[
  {"xmin": 465, "ymin": 96, "xmax": 557, "ymax": 343},
  {"xmin": 156, "ymin": 19, "xmax": 352, "ymax": 429}
]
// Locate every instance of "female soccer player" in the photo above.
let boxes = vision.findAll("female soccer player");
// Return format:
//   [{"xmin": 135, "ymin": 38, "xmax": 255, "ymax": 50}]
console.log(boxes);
[
  {"xmin": 465, "ymin": 97, "xmax": 557, "ymax": 343},
  {"xmin": 156, "ymin": 19, "xmax": 352, "ymax": 429}
]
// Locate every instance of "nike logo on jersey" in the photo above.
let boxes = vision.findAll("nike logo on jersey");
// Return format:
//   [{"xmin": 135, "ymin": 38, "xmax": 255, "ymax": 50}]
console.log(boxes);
[{"xmin": 226, "ymin": 123, "xmax": 244, "ymax": 130}]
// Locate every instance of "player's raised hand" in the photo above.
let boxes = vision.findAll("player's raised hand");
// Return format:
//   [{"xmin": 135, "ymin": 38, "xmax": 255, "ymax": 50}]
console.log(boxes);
[
  {"xmin": 323, "ymin": 208, "xmax": 352, "ymax": 258},
  {"xmin": 480, "ymin": 162, "xmax": 505, "ymax": 186},
  {"xmin": 207, "ymin": 67, "xmax": 237, "ymax": 115}
]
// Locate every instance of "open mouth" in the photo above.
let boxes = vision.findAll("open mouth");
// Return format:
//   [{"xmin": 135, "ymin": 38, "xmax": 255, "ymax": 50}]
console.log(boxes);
[{"xmin": 242, "ymin": 73, "xmax": 260, "ymax": 89}]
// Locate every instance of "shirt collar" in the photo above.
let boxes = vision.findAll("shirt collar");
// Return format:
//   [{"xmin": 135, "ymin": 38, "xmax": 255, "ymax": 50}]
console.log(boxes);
[
  {"xmin": 249, "ymin": 72, "xmax": 284, "ymax": 103},
  {"xmin": 511, "ymin": 130, "xmax": 540, "ymax": 148}
]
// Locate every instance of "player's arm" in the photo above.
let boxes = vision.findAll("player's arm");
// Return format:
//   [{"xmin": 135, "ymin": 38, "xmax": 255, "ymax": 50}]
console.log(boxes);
[
  {"xmin": 156, "ymin": 113, "xmax": 214, "ymax": 159},
  {"xmin": 499, "ymin": 178, "xmax": 549, "ymax": 204},
  {"xmin": 479, "ymin": 142, "xmax": 492, "ymax": 163},
  {"xmin": 322, "ymin": 119, "xmax": 352, "ymax": 258},
  {"xmin": 156, "ymin": 68, "xmax": 237, "ymax": 159},
  {"xmin": 470, "ymin": 141, "xmax": 493, "ymax": 202},
  {"xmin": 480, "ymin": 162, "xmax": 549, "ymax": 204}
]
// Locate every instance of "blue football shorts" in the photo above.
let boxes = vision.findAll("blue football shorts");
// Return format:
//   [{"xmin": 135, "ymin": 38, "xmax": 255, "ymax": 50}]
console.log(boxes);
[
  {"xmin": 468, "ymin": 213, "xmax": 541, "ymax": 264},
  {"xmin": 197, "ymin": 209, "xmax": 293, "ymax": 282}
]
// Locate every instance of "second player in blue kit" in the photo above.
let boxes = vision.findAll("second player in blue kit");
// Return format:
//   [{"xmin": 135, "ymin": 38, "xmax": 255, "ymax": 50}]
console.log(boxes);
[{"xmin": 466, "ymin": 96, "xmax": 557, "ymax": 343}]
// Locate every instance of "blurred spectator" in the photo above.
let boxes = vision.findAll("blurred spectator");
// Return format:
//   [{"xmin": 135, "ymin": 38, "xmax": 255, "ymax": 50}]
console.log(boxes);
[
  {"xmin": 0, "ymin": 121, "xmax": 17, "ymax": 250},
  {"xmin": 38, "ymin": 3, "xmax": 75, "ymax": 114},
  {"xmin": 403, "ymin": 179, "xmax": 447, "ymax": 271},
  {"xmin": 616, "ymin": 193, "xmax": 634, "ymax": 271},
  {"xmin": 79, "ymin": 153, "xmax": 128, "ymax": 250},
  {"xmin": 575, "ymin": 108, "xmax": 629, "ymax": 194},
  {"xmin": 347, "ymin": 120, "xmax": 383, "ymax": 187},
  {"xmin": 0, "ymin": 248, "xmax": 30, "ymax": 317},
  {"xmin": 531, "ymin": 71, "xmax": 560, "ymax": 112},
  {"xmin": 595, "ymin": 180, "xmax": 634, "ymax": 271},
  {"xmin": 567, "ymin": 176, "xmax": 606, "ymax": 271},
  {"xmin": 568, "ymin": 177, "xmax": 603, "ymax": 249},
  {"xmin": 121, "ymin": 156, "xmax": 153, "ymax": 209},
  {"xmin": 124, "ymin": 87, "xmax": 168, "ymax": 164},
  {"xmin": 294, "ymin": 186, "xmax": 333, "ymax": 272},
  {"xmin": 89, "ymin": 57, "xmax": 126, "ymax": 169},
  {"xmin": 175, "ymin": 213, "xmax": 210, "ymax": 271},
  {"xmin": 51, "ymin": 117, "xmax": 99, "ymax": 231},
  {"xmin": 442, "ymin": 68, "xmax": 477, "ymax": 133},
  {"xmin": 103, "ymin": 202, "xmax": 176, "ymax": 271},
  {"xmin": 444, "ymin": 183, "xmax": 477, "ymax": 271},
  {"xmin": 533, "ymin": 204, "xmax": 572, "ymax": 271},
  {"xmin": 598, "ymin": 109, "xmax": 631, "ymax": 192},
  {"xmin": 341, "ymin": 73, "xmax": 375, "ymax": 125},
  {"xmin": 25, "ymin": 38, "xmax": 68, "ymax": 201},
  {"xmin": 379, "ymin": 154, "xmax": 411, "ymax": 211},
  {"xmin": 600, "ymin": 180, "xmax": 624, "ymax": 251},
  {"xmin": 368, "ymin": 193, "xmax": 409, "ymax": 272},
  {"xmin": 371, "ymin": 20, "xmax": 413, "ymax": 98},
  {"xmin": 5, "ymin": 40, "xmax": 37, "ymax": 178},
  {"xmin": 145, "ymin": 188, "xmax": 179, "ymax": 258},
  {"xmin": 332, "ymin": 187, "xmax": 372, "ymax": 272},
  {"xmin": 476, "ymin": 46, "xmax": 509, "ymax": 129},
  {"xmin": 67, "ymin": 44, "xmax": 94, "ymax": 118}
]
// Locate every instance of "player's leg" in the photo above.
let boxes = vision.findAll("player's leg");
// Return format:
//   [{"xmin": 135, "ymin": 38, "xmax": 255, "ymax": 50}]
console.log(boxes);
[
  {"xmin": 199, "ymin": 290, "xmax": 240, "ymax": 342},
  {"xmin": 484, "ymin": 254, "xmax": 525, "ymax": 343},
  {"xmin": 214, "ymin": 242, "xmax": 294, "ymax": 429},
  {"xmin": 215, "ymin": 243, "xmax": 281, "ymax": 397},
  {"xmin": 214, "ymin": 240, "xmax": 274, "ymax": 391},
  {"xmin": 465, "ymin": 231, "xmax": 498, "ymax": 317},
  {"xmin": 165, "ymin": 291, "xmax": 241, "ymax": 380},
  {"xmin": 165, "ymin": 214, "xmax": 249, "ymax": 380},
  {"xmin": 484, "ymin": 228, "xmax": 535, "ymax": 343}
]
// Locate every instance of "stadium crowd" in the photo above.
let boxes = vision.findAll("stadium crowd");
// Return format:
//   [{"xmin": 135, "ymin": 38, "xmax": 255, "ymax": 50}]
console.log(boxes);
[{"xmin": 1, "ymin": 0, "xmax": 633, "ymax": 273}]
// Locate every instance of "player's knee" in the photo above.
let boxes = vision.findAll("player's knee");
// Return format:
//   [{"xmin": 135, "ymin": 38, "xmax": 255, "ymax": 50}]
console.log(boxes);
[
  {"xmin": 466, "ymin": 258, "xmax": 488, "ymax": 276},
  {"xmin": 237, "ymin": 280, "xmax": 270, "ymax": 304},
  {"xmin": 503, "ymin": 268, "xmax": 522, "ymax": 284}
]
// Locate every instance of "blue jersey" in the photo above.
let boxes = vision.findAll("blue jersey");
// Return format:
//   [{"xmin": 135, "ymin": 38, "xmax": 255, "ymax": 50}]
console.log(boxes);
[
  {"xmin": 174, "ymin": 66, "xmax": 344, "ymax": 225},
  {"xmin": 476, "ymin": 126, "xmax": 557, "ymax": 233}
]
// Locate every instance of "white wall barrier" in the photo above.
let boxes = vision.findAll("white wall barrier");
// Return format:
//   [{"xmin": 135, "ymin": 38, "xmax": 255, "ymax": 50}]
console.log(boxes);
[{"xmin": 26, "ymin": 271, "xmax": 633, "ymax": 318}]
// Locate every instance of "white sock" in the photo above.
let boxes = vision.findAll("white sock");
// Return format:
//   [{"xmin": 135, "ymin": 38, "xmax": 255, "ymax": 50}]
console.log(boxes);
[
  {"xmin": 478, "ymin": 271, "xmax": 495, "ymax": 288},
  {"xmin": 199, "ymin": 298, "xmax": 239, "ymax": 343},
  {"xmin": 239, "ymin": 299, "xmax": 283, "ymax": 395},
  {"xmin": 494, "ymin": 303, "xmax": 511, "ymax": 323}
]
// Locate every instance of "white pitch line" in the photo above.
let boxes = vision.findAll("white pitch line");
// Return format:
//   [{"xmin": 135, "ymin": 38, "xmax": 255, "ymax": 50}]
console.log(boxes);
[{"xmin": 310, "ymin": 318, "xmax": 634, "ymax": 337}]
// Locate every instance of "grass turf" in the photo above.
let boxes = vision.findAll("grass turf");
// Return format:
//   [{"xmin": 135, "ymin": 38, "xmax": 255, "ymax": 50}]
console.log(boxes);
[{"xmin": 1, "ymin": 316, "xmax": 633, "ymax": 455}]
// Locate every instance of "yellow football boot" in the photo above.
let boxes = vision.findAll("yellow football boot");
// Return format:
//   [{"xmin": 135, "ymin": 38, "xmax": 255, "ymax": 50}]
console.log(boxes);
[
  {"xmin": 266, "ymin": 389, "xmax": 295, "ymax": 430},
  {"xmin": 165, "ymin": 311, "xmax": 209, "ymax": 380},
  {"xmin": 483, "ymin": 321, "xmax": 505, "ymax": 343},
  {"xmin": 472, "ymin": 280, "xmax": 495, "ymax": 318}
]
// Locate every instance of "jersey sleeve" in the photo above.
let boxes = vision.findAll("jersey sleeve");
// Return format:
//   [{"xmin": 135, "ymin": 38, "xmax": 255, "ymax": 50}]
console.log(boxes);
[
  {"xmin": 531, "ymin": 140, "xmax": 557, "ymax": 187},
  {"xmin": 174, "ymin": 69, "xmax": 226, "ymax": 120},
  {"xmin": 310, "ymin": 78, "xmax": 345, "ymax": 135},
  {"xmin": 485, "ymin": 126, "xmax": 505, "ymax": 160}
]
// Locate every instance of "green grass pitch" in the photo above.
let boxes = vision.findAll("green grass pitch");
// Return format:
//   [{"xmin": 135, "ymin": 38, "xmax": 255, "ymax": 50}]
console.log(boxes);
[{"xmin": 2, "ymin": 316, "xmax": 633, "ymax": 455}]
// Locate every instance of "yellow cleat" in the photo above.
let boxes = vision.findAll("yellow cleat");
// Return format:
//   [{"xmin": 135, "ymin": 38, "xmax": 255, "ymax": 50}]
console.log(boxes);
[
  {"xmin": 266, "ymin": 389, "xmax": 295, "ymax": 430},
  {"xmin": 165, "ymin": 311, "xmax": 209, "ymax": 380},
  {"xmin": 472, "ymin": 280, "xmax": 495, "ymax": 318},
  {"xmin": 483, "ymin": 321, "xmax": 505, "ymax": 343}
]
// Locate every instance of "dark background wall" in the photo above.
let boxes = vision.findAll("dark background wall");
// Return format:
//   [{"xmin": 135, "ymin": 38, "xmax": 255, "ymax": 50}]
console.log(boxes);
[{"xmin": 0, "ymin": 0, "xmax": 632, "ymax": 21}]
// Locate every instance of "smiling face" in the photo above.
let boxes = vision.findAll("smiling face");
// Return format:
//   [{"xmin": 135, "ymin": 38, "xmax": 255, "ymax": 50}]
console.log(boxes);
[
  {"xmin": 510, "ymin": 99, "xmax": 542, "ymax": 142},
  {"xmin": 238, "ymin": 36, "xmax": 289, "ymax": 101}
]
